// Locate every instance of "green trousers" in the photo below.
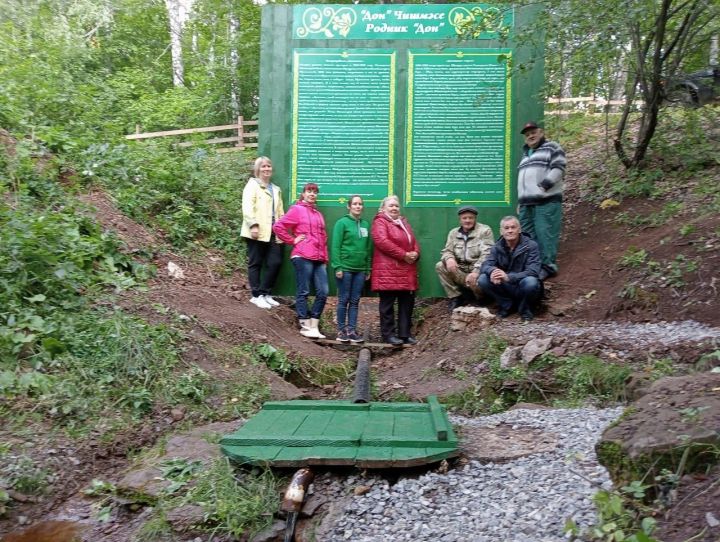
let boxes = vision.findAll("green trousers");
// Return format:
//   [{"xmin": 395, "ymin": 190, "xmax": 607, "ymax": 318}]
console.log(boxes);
[{"xmin": 519, "ymin": 200, "xmax": 562, "ymax": 273}]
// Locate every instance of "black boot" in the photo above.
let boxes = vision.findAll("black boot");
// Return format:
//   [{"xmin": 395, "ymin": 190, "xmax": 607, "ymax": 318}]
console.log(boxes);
[
  {"xmin": 385, "ymin": 335, "xmax": 403, "ymax": 346},
  {"xmin": 448, "ymin": 296, "xmax": 463, "ymax": 312}
]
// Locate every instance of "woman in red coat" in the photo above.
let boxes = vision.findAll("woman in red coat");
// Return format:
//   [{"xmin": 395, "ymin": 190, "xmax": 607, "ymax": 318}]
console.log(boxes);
[{"xmin": 371, "ymin": 195, "xmax": 420, "ymax": 346}]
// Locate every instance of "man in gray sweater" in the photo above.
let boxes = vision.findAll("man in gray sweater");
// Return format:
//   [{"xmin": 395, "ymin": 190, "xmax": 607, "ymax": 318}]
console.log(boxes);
[{"xmin": 517, "ymin": 121, "xmax": 566, "ymax": 280}]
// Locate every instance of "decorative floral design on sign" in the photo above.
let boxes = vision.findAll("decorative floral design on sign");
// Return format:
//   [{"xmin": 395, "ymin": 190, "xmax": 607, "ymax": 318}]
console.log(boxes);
[
  {"xmin": 448, "ymin": 6, "xmax": 507, "ymax": 39},
  {"xmin": 297, "ymin": 7, "xmax": 357, "ymax": 39}
]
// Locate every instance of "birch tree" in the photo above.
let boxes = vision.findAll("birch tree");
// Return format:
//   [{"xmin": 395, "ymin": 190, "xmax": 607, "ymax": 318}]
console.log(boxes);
[{"xmin": 165, "ymin": 0, "xmax": 196, "ymax": 86}]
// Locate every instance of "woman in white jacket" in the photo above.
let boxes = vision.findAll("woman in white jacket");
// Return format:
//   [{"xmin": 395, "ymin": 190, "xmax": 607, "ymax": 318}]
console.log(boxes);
[{"xmin": 241, "ymin": 156, "xmax": 284, "ymax": 309}]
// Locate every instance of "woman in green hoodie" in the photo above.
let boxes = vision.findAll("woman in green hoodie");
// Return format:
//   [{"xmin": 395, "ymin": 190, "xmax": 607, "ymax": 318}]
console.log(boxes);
[{"xmin": 331, "ymin": 195, "xmax": 372, "ymax": 343}]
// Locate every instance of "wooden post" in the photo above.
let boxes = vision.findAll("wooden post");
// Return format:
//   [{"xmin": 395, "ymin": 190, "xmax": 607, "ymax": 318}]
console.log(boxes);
[
  {"xmin": 237, "ymin": 116, "xmax": 244, "ymax": 149},
  {"xmin": 135, "ymin": 124, "xmax": 141, "ymax": 134}
]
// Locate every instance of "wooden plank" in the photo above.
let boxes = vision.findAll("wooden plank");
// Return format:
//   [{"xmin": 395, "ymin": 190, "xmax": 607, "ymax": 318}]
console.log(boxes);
[
  {"xmin": 370, "ymin": 402, "xmax": 427, "ymax": 412},
  {"xmin": 221, "ymin": 445, "xmax": 282, "ymax": 464},
  {"xmin": 177, "ymin": 136, "xmax": 241, "ymax": 148},
  {"xmin": 219, "ymin": 435, "xmax": 359, "ymax": 447},
  {"xmin": 355, "ymin": 410, "xmax": 395, "ymax": 462},
  {"xmin": 218, "ymin": 144, "xmax": 257, "ymax": 152},
  {"xmin": 295, "ymin": 409, "xmax": 333, "ymax": 436},
  {"xmin": 224, "ymin": 408, "xmax": 283, "ymax": 436},
  {"xmin": 393, "ymin": 410, "xmax": 435, "ymax": 440},
  {"xmin": 313, "ymin": 338, "xmax": 411, "ymax": 349},
  {"xmin": 360, "ymin": 438, "xmax": 451, "ymax": 449},
  {"xmin": 361, "ymin": 410, "xmax": 395, "ymax": 441},
  {"xmin": 125, "ymin": 123, "xmax": 241, "ymax": 140},
  {"xmin": 323, "ymin": 410, "xmax": 366, "ymax": 440},
  {"xmin": 234, "ymin": 409, "xmax": 308, "ymax": 439},
  {"xmin": 263, "ymin": 400, "xmax": 367, "ymax": 411},
  {"xmin": 427, "ymin": 395, "xmax": 448, "ymax": 441}
]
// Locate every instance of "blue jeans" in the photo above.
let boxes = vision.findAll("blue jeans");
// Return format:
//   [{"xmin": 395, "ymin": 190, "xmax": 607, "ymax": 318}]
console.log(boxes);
[
  {"xmin": 291, "ymin": 257, "xmax": 329, "ymax": 319},
  {"xmin": 336, "ymin": 271, "xmax": 365, "ymax": 332},
  {"xmin": 478, "ymin": 273, "xmax": 542, "ymax": 316}
]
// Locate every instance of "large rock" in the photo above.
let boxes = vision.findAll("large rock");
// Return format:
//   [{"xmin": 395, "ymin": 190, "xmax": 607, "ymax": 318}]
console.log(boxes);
[
  {"xmin": 450, "ymin": 306, "xmax": 495, "ymax": 332},
  {"xmin": 116, "ymin": 421, "xmax": 238, "ymax": 500},
  {"xmin": 596, "ymin": 372, "xmax": 720, "ymax": 487}
]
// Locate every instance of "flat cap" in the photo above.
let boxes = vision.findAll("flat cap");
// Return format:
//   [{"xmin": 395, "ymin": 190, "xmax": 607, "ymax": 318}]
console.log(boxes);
[
  {"xmin": 457, "ymin": 205, "xmax": 478, "ymax": 216},
  {"xmin": 520, "ymin": 121, "xmax": 541, "ymax": 134}
]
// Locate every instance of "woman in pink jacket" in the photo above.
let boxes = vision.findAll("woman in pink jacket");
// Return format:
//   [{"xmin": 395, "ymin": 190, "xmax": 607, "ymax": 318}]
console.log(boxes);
[
  {"xmin": 272, "ymin": 183, "xmax": 329, "ymax": 339},
  {"xmin": 371, "ymin": 195, "xmax": 420, "ymax": 346}
]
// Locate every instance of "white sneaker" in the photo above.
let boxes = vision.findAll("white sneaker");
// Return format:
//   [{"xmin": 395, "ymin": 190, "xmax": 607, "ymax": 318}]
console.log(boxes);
[
  {"xmin": 250, "ymin": 296, "xmax": 271, "ymax": 309},
  {"xmin": 262, "ymin": 295, "xmax": 279, "ymax": 307}
]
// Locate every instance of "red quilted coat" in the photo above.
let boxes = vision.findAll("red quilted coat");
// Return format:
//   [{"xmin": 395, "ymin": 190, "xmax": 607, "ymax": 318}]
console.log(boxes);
[{"xmin": 370, "ymin": 212, "xmax": 420, "ymax": 291}]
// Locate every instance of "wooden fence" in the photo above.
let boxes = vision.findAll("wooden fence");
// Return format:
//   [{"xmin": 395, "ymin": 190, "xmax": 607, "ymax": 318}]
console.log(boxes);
[
  {"xmin": 125, "ymin": 98, "xmax": 643, "ymax": 146},
  {"xmin": 546, "ymin": 96, "xmax": 644, "ymax": 115},
  {"xmin": 125, "ymin": 116, "xmax": 257, "ymax": 152}
]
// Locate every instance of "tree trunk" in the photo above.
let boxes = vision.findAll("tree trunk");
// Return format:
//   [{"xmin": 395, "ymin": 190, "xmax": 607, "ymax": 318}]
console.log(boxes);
[
  {"xmin": 229, "ymin": 11, "xmax": 240, "ymax": 118},
  {"xmin": 165, "ymin": 0, "xmax": 196, "ymax": 87}
]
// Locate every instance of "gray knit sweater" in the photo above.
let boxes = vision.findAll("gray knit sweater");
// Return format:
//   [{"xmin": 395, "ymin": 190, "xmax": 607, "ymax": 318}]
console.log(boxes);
[{"xmin": 517, "ymin": 139, "xmax": 566, "ymax": 205}]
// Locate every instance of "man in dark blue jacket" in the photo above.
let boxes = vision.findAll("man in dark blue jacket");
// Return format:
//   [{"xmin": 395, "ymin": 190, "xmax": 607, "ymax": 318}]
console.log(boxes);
[{"xmin": 478, "ymin": 216, "xmax": 543, "ymax": 321}]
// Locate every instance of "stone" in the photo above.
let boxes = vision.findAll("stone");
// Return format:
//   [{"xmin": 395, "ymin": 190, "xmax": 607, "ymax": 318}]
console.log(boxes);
[
  {"xmin": 597, "ymin": 373, "xmax": 720, "ymax": 486},
  {"xmin": 116, "ymin": 421, "xmax": 238, "ymax": 499},
  {"xmin": 624, "ymin": 371, "xmax": 654, "ymax": 401},
  {"xmin": 166, "ymin": 504, "xmax": 205, "ymax": 532},
  {"xmin": 459, "ymin": 424, "xmax": 558, "ymax": 461},
  {"xmin": 354, "ymin": 485, "xmax": 372, "ymax": 496},
  {"xmin": 521, "ymin": 338, "xmax": 553, "ymax": 364},
  {"xmin": 300, "ymin": 493, "xmax": 328, "ymax": 517},
  {"xmin": 499, "ymin": 346, "xmax": 523, "ymax": 368},
  {"xmin": 450, "ymin": 306, "xmax": 495, "ymax": 332},
  {"xmin": 250, "ymin": 519, "xmax": 286, "ymax": 542}
]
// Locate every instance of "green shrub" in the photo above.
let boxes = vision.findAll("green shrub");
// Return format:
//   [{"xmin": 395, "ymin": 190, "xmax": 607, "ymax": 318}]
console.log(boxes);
[
  {"xmin": 183, "ymin": 458, "xmax": 282, "ymax": 538},
  {"xmin": 79, "ymin": 142, "xmax": 248, "ymax": 265}
]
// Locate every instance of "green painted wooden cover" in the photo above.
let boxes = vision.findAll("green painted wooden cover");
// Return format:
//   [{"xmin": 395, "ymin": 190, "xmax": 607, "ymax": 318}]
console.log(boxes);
[{"xmin": 219, "ymin": 396, "xmax": 458, "ymax": 468}]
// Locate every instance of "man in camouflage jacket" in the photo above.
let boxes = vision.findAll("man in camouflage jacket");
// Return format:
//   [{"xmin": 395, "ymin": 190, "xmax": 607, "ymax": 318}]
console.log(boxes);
[{"xmin": 435, "ymin": 205, "xmax": 494, "ymax": 311}]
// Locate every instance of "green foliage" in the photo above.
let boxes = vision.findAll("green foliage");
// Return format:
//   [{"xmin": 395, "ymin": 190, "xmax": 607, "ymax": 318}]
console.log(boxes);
[
  {"xmin": 293, "ymin": 355, "xmax": 354, "ymax": 388},
  {"xmin": 80, "ymin": 142, "xmax": 248, "ymax": 263},
  {"xmin": 159, "ymin": 458, "xmax": 204, "ymax": 495},
  {"xmin": 244, "ymin": 343, "xmax": 296, "ymax": 377},
  {"xmin": 0, "ymin": 453, "xmax": 51, "ymax": 496},
  {"xmin": 441, "ymin": 339, "xmax": 632, "ymax": 415},
  {"xmin": 618, "ymin": 247, "xmax": 648, "ymax": 269},
  {"xmin": 566, "ymin": 488, "xmax": 658, "ymax": 542},
  {"xmin": 442, "ymin": 384, "xmax": 504, "ymax": 417},
  {"xmin": 182, "ymin": 458, "xmax": 282, "ymax": 538},
  {"xmin": 224, "ymin": 376, "xmax": 272, "ymax": 418},
  {"xmin": 553, "ymin": 354, "xmax": 631, "ymax": 405}
]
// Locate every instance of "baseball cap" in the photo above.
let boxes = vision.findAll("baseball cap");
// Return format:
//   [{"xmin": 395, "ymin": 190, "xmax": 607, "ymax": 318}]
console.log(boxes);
[{"xmin": 520, "ymin": 121, "xmax": 541, "ymax": 134}]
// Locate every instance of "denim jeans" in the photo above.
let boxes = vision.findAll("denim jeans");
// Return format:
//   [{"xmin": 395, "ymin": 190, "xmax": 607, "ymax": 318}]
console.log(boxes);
[
  {"xmin": 336, "ymin": 271, "xmax": 365, "ymax": 332},
  {"xmin": 478, "ymin": 273, "xmax": 542, "ymax": 315},
  {"xmin": 291, "ymin": 257, "xmax": 329, "ymax": 319}
]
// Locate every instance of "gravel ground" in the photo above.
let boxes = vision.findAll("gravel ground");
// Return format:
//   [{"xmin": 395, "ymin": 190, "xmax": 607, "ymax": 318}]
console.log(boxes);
[{"xmin": 315, "ymin": 406, "xmax": 624, "ymax": 542}]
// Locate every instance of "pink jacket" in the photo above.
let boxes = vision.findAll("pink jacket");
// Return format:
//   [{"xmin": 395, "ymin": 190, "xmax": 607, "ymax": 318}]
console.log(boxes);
[{"xmin": 272, "ymin": 201, "xmax": 328, "ymax": 263}]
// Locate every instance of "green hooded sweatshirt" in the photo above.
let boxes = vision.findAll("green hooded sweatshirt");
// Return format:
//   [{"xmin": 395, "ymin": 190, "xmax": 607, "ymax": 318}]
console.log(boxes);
[{"xmin": 330, "ymin": 214, "xmax": 372, "ymax": 273}]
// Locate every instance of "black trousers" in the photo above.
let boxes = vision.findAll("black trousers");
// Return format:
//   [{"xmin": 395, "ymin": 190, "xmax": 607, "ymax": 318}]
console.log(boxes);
[
  {"xmin": 378, "ymin": 290, "xmax": 415, "ymax": 339},
  {"xmin": 245, "ymin": 237, "xmax": 283, "ymax": 297}
]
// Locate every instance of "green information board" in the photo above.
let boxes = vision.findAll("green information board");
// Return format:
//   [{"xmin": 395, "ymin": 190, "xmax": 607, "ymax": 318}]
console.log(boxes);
[
  {"xmin": 292, "ymin": 50, "xmax": 396, "ymax": 205},
  {"xmin": 259, "ymin": 3, "xmax": 544, "ymax": 297},
  {"xmin": 292, "ymin": 4, "xmax": 514, "ymax": 41},
  {"xmin": 406, "ymin": 50, "xmax": 511, "ymax": 206}
]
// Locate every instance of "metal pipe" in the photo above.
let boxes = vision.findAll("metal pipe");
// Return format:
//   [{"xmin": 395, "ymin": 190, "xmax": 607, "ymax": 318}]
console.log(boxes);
[
  {"xmin": 352, "ymin": 347, "xmax": 372, "ymax": 403},
  {"xmin": 281, "ymin": 467, "xmax": 314, "ymax": 542}
]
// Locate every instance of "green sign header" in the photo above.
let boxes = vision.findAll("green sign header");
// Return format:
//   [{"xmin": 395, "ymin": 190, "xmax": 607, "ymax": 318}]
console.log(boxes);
[{"xmin": 293, "ymin": 4, "xmax": 514, "ymax": 40}]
